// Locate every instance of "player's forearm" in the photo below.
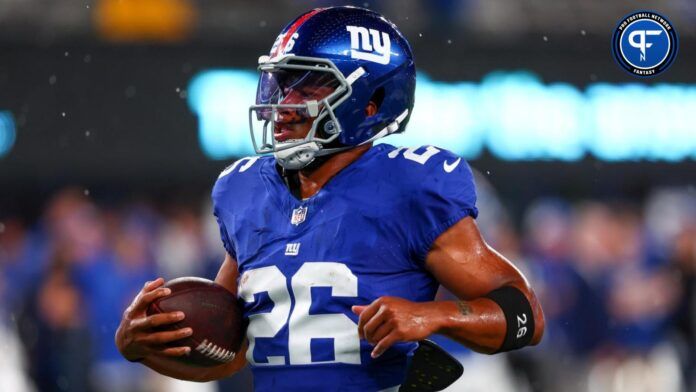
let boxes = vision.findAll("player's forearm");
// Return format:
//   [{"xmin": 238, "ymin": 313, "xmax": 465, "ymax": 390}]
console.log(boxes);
[
  {"xmin": 431, "ymin": 299, "xmax": 508, "ymax": 354},
  {"xmin": 141, "ymin": 355, "xmax": 205, "ymax": 381},
  {"xmin": 140, "ymin": 355, "xmax": 241, "ymax": 382},
  {"xmin": 140, "ymin": 342, "xmax": 247, "ymax": 382}
]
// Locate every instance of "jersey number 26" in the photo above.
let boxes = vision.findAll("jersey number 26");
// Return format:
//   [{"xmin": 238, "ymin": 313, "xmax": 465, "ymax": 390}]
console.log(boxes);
[{"xmin": 238, "ymin": 262, "xmax": 361, "ymax": 366}]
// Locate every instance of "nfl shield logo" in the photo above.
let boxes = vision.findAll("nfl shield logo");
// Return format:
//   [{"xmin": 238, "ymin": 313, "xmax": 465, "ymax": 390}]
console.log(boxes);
[{"xmin": 291, "ymin": 206, "xmax": 308, "ymax": 226}]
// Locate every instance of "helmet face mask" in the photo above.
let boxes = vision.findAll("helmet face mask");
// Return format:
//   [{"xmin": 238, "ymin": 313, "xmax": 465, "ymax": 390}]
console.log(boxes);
[
  {"xmin": 248, "ymin": 6, "xmax": 416, "ymax": 170},
  {"xmin": 249, "ymin": 56, "xmax": 359, "ymax": 169}
]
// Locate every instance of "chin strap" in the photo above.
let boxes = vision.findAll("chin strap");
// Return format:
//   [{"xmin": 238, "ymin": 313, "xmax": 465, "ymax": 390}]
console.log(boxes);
[
  {"xmin": 273, "ymin": 141, "xmax": 322, "ymax": 170},
  {"xmin": 274, "ymin": 140, "xmax": 354, "ymax": 170}
]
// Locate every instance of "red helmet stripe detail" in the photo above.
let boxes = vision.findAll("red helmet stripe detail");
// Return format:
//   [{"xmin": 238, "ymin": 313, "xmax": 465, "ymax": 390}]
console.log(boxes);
[{"xmin": 272, "ymin": 8, "xmax": 324, "ymax": 57}]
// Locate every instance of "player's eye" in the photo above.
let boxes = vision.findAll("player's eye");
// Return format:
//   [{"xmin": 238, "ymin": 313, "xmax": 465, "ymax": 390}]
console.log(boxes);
[{"xmin": 281, "ymin": 87, "xmax": 313, "ymax": 99}]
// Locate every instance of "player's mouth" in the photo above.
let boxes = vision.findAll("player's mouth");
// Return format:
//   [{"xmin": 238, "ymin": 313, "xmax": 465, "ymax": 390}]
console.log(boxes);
[
  {"xmin": 274, "ymin": 128, "xmax": 295, "ymax": 142},
  {"xmin": 274, "ymin": 125, "xmax": 309, "ymax": 143}
]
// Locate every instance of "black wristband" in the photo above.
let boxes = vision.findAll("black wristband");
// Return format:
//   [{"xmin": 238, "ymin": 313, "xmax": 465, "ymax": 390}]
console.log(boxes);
[{"xmin": 484, "ymin": 286, "xmax": 535, "ymax": 353}]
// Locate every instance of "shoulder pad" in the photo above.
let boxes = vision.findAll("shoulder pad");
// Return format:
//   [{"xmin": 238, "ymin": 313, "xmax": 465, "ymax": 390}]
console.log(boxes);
[
  {"xmin": 381, "ymin": 145, "xmax": 467, "ymax": 181},
  {"xmin": 218, "ymin": 156, "xmax": 262, "ymax": 180},
  {"xmin": 213, "ymin": 156, "xmax": 268, "ymax": 201}
]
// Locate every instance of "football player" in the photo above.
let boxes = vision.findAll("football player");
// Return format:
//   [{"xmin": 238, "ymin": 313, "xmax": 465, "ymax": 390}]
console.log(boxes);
[{"xmin": 116, "ymin": 6, "xmax": 545, "ymax": 391}]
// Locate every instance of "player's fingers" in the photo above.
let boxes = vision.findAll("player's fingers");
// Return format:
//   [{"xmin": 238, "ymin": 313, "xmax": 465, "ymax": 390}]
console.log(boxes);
[
  {"xmin": 356, "ymin": 301, "xmax": 382, "ymax": 339},
  {"xmin": 129, "ymin": 317, "xmax": 150, "ymax": 331},
  {"xmin": 126, "ymin": 279, "xmax": 166, "ymax": 316},
  {"xmin": 157, "ymin": 346, "xmax": 192, "ymax": 357},
  {"xmin": 372, "ymin": 332, "xmax": 399, "ymax": 358},
  {"xmin": 368, "ymin": 321, "xmax": 392, "ymax": 346},
  {"xmin": 363, "ymin": 306, "xmax": 388, "ymax": 343},
  {"xmin": 143, "ymin": 278, "xmax": 165, "ymax": 293},
  {"xmin": 351, "ymin": 305, "xmax": 367, "ymax": 315},
  {"xmin": 140, "ymin": 328, "xmax": 193, "ymax": 345},
  {"xmin": 131, "ymin": 287, "xmax": 171, "ymax": 314},
  {"xmin": 145, "ymin": 312, "xmax": 186, "ymax": 328},
  {"xmin": 140, "ymin": 287, "xmax": 172, "ymax": 304},
  {"xmin": 130, "ymin": 311, "xmax": 181, "ymax": 331}
]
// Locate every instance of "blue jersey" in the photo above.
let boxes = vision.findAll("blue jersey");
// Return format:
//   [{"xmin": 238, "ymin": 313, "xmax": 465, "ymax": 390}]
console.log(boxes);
[{"xmin": 212, "ymin": 144, "xmax": 478, "ymax": 391}]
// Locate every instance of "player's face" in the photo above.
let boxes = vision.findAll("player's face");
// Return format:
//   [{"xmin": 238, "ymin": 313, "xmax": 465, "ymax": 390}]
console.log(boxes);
[
  {"xmin": 274, "ymin": 84, "xmax": 336, "ymax": 142},
  {"xmin": 256, "ymin": 69, "xmax": 339, "ymax": 142}
]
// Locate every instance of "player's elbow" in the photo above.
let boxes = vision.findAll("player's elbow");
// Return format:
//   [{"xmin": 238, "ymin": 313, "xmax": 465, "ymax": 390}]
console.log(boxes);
[
  {"xmin": 530, "ymin": 299, "xmax": 545, "ymax": 346},
  {"xmin": 513, "ymin": 278, "xmax": 545, "ymax": 347},
  {"xmin": 161, "ymin": 344, "xmax": 248, "ymax": 383},
  {"xmin": 188, "ymin": 373, "xmax": 225, "ymax": 383},
  {"xmin": 507, "ymin": 281, "xmax": 545, "ymax": 348},
  {"xmin": 187, "ymin": 371, "xmax": 223, "ymax": 383},
  {"xmin": 483, "ymin": 292, "xmax": 544, "ymax": 354},
  {"xmin": 190, "ymin": 360, "xmax": 247, "ymax": 383}
]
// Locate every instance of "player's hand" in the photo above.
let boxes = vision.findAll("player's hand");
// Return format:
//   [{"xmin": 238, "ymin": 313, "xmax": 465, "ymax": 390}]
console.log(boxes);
[
  {"xmin": 352, "ymin": 296, "xmax": 441, "ymax": 358},
  {"xmin": 115, "ymin": 278, "xmax": 193, "ymax": 361}
]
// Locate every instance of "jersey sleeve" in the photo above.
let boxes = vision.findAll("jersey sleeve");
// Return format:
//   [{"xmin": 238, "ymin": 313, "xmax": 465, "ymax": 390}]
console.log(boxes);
[
  {"xmin": 406, "ymin": 148, "xmax": 478, "ymax": 262},
  {"xmin": 213, "ymin": 206, "xmax": 236, "ymax": 259},
  {"xmin": 211, "ymin": 171, "xmax": 238, "ymax": 259}
]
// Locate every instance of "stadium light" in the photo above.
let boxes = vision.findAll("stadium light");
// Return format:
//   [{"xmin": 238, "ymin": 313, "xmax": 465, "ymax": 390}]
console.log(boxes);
[
  {"xmin": 0, "ymin": 111, "xmax": 16, "ymax": 158},
  {"xmin": 187, "ymin": 70, "xmax": 696, "ymax": 161}
]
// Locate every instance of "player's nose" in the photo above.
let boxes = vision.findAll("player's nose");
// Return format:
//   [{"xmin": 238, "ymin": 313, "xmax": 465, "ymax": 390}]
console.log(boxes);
[
  {"xmin": 276, "ymin": 107, "xmax": 304, "ymax": 123},
  {"xmin": 277, "ymin": 95, "xmax": 306, "ymax": 123},
  {"xmin": 280, "ymin": 89, "xmax": 305, "ymax": 105}
]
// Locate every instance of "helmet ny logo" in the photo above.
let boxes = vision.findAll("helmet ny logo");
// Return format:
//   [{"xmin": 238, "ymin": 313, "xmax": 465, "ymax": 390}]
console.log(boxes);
[{"xmin": 346, "ymin": 26, "xmax": 391, "ymax": 65}]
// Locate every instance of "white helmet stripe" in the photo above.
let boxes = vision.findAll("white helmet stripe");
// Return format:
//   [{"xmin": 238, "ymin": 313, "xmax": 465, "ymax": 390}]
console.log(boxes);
[
  {"xmin": 359, "ymin": 108, "xmax": 409, "ymax": 145},
  {"xmin": 345, "ymin": 67, "xmax": 366, "ymax": 85}
]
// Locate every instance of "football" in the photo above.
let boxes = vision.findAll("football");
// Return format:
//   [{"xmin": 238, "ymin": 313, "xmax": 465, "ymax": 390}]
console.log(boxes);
[{"xmin": 146, "ymin": 277, "xmax": 245, "ymax": 367}]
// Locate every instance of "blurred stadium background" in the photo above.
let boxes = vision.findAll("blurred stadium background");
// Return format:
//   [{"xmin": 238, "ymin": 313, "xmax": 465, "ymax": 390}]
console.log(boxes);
[{"xmin": 0, "ymin": 0, "xmax": 694, "ymax": 391}]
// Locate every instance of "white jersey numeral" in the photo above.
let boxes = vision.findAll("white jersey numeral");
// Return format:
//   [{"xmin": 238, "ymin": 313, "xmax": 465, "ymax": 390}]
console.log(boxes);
[
  {"xmin": 238, "ymin": 262, "xmax": 360, "ymax": 366},
  {"xmin": 289, "ymin": 262, "xmax": 360, "ymax": 364},
  {"xmin": 237, "ymin": 266, "xmax": 290, "ymax": 366},
  {"xmin": 218, "ymin": 156, "xmax": 259, "ymax": 179},
  {"xmin": 388, "ymin": 146, "xmax": 441, "ymax": 165}
]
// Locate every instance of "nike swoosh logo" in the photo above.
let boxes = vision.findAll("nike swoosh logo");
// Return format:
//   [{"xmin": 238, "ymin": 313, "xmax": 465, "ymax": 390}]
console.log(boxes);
[{"xmin": 443, "ymin": 158, "xmax": 462, "ymax": 173}]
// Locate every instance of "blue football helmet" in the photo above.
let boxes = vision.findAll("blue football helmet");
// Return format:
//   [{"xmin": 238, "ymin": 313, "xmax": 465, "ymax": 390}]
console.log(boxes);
[{"xmin": 249, "ymin": 6, "xmax": 416, "ymax": 169}]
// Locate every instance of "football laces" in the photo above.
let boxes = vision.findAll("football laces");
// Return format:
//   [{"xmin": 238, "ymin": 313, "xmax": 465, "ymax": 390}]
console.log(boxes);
[{"xmin": 195, "ymin": 339, "xmax": 236, "ymax": 363}]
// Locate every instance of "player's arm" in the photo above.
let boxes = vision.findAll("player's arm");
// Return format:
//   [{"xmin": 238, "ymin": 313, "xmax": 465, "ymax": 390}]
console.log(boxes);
[
  {"xmin": 115, "ymin": 253, "xmax": 247, "ymax": 382},
  {"xmin": 423, "ymin": 216, "xmax": 544, "ymax": 352},
  {"xmin": 354, "ymin": 217, "xmax": 545, "ymax": 356}
]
